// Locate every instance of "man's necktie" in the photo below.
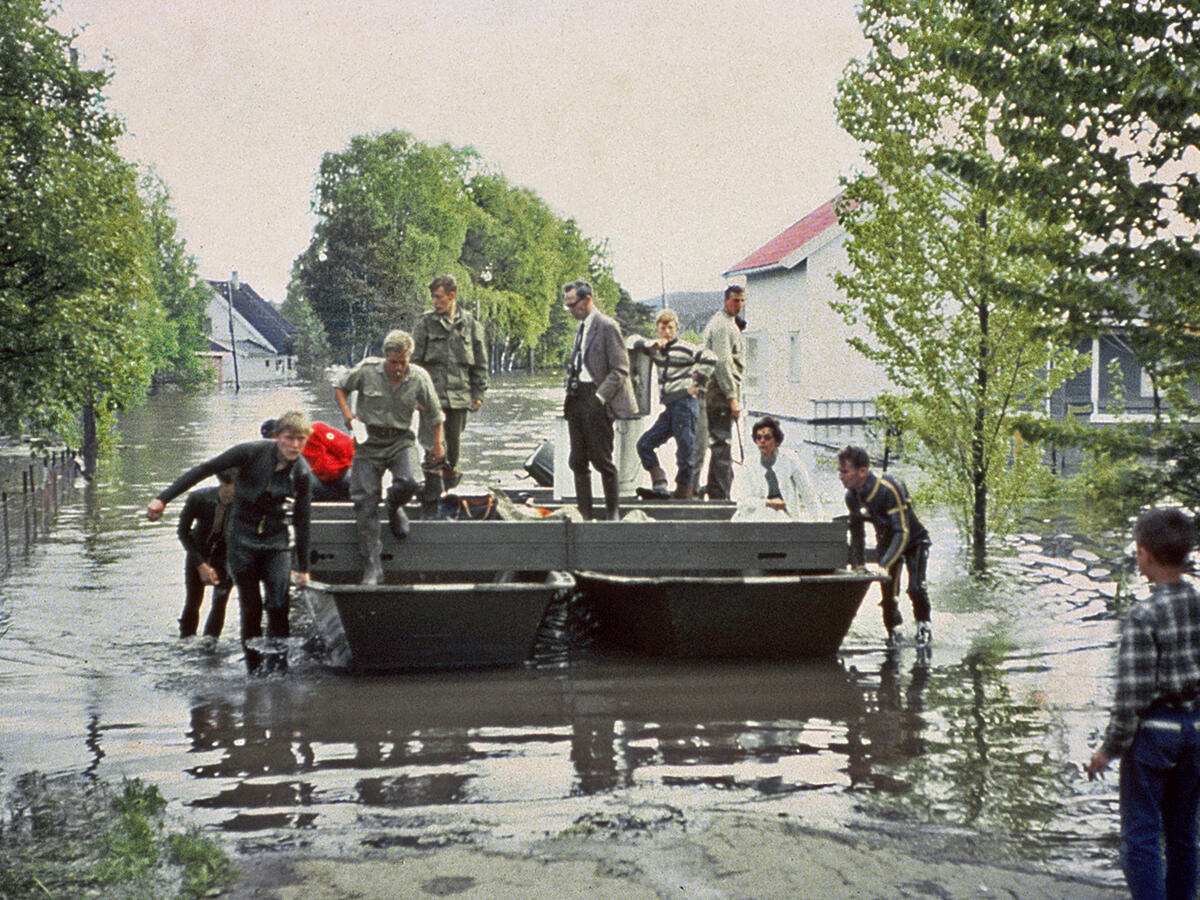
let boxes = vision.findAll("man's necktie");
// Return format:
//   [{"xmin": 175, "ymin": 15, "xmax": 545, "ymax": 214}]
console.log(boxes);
[{"xmin": 569, "ymin": 323, "xmax": 584, "ymax": 378}]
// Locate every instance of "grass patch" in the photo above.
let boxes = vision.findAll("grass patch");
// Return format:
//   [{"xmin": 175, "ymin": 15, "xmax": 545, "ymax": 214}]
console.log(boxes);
[{"xmin": 0, "ymin": 772, "xmax": 234, "ymax": 899}]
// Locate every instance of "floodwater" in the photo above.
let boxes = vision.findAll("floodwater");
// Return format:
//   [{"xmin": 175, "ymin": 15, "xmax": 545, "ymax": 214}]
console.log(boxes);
[{"xmin": 0, "ymin": 375, "xmax": 1132, "ymax": 886}]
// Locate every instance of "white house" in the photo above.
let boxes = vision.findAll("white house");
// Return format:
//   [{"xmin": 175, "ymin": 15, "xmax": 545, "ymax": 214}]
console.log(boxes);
[
  {"xmin": 201, "ymin": 279, "xmax": 296, "ymax": 387},
  {"xmin": 722, "ymin": 195, "xmax": 892, "ymax": 445}
]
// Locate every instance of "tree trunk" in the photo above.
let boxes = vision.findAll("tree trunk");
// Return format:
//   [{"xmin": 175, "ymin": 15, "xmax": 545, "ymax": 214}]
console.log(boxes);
[
  {"xmin": 971, "ymin": 209, "xmax": 989, "ymax": 572},
  {"xmin": 81, "ymin": 403, "xmax": 97, "ymax": 480}
]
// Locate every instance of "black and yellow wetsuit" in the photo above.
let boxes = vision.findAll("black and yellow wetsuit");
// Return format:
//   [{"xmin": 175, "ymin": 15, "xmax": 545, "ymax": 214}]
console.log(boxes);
[{"xmin": 845, "ymin": 471, "xmax": 931, "ymax": 630}]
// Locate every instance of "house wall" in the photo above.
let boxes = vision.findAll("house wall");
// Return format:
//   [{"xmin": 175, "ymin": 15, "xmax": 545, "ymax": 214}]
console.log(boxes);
[
  {"xmin": 741, "ymin": 231, "xmax": 891, "ymax": 420},
  {"xmin": 204, "ymin": 295, "xmax": 294, "ymax": 386}
]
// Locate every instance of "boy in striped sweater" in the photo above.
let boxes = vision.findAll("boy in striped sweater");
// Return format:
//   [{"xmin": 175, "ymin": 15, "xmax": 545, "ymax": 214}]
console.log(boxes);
[{"xmin": 634, "ymin": 309, "xmax": 716, "ymax": 500}]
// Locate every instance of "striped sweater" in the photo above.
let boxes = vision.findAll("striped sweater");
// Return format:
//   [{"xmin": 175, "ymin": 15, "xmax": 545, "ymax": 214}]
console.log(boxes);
[{"xmin": 635, "ymin": 337, "xmax": 717, "ymax": 405}]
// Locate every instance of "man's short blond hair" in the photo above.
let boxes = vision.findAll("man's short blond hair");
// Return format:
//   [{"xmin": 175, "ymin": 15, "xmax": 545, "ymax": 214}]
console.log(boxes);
[
  {"xmin": 655, "ymin": 308, "xmax": 679, "ymax": 328},
  {"xmin": 383, "ymin": 329, "xmax": 414, "ymax": 355},
  {"xmin": 273, "ymin": 410, "xmax": 313, "ymax": 439}
]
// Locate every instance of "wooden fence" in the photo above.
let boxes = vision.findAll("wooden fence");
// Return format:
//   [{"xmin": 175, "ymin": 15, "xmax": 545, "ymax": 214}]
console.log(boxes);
[{"xmin": 0, "ymin": 448, "xmax": 79, "ymax": 575}]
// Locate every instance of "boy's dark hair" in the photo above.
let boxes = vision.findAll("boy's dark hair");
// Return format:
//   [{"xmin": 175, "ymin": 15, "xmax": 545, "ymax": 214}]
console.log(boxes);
[
  {"xmin": 837, "ymin": 445, "xmax": 871, "ymax": 470},
  {"xmin": 1134, "ymin": 508, "xmax": 1196, "ymax": 568},
  {"xmin": 753, "ymin": 416, "xmax": 784, "ymax": 444},
  {"xmin": 217, "ymin": 468, "xmax": 237, "ymax": 485}
]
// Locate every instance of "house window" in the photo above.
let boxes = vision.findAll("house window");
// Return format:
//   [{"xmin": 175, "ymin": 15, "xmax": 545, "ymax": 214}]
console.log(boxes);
[{"xmin": 788, "ymin": 331, "xmax": 803, "ymax": 383}]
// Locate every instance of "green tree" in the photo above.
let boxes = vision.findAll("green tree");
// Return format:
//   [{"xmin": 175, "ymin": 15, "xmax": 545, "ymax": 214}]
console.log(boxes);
[
  {"xmin": 947, "ymin": 0, "xmax": 1200, "ymax": 509},
  {"xmin": 460, "ymin": 169, "xmax": 622, "ymax": 371},
  {"xmin": 281, "ymin": 273, "xmax": 332, "ymax": 380},
  {"xmin": 294, "ymin": 131, "xmax": 475, "ymax": 361},
  {"xmin": 139, "ymin": 170, "xmax": 211, "ymax": 388},
  {"xmin": 295, "ymin": 135, "xmax": 626, "ymax": 372},
  {"xmin": 614, "ymin": 287, "xmax": 654, "ymax": 340},
  {"xmin": 834, "ymin": 0, "xmax": 1082, "ymax": 568},
  {"xmin": 0, "ymin": 0, "xmax": 164, "ymax": 450}
]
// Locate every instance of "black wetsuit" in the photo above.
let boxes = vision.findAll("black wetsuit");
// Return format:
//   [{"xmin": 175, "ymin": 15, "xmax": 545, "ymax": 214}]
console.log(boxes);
[
  {"xmin": 158, "ymin": 441, "xmax": 312, "ymax": 671},
  {"xmin": 845, "ymin": 471, "xmax": 931, "ymax": 630},
  {"xmin": 176, "ymin": 486, "xmax": 232, "ymax": 638}
]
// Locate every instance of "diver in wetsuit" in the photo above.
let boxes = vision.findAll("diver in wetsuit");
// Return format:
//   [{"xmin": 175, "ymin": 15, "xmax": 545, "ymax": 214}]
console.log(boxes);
[
  {"xmin": 147, "ymin": 411, "xmax": 313, "ymax": 673},
  {"xmin": 837, "ymin": 444, "xmax": 932, "ymax": 647}
]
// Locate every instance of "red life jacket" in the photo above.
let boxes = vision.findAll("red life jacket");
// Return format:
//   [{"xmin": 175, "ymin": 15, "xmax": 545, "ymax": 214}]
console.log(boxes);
[{"xmin": 304, "ymin": 422, "xmax": 354, "ymax": 484}]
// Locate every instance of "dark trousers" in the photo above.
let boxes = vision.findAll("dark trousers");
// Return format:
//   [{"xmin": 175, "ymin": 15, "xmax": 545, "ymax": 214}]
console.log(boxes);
[
  {"xmin": 636, "ymin": 396, "xmax": 698, "ymax": 486},
  {"xmin": 420, "ymin": 407, "xmax": 469, "ymax": 471},
  {"xmin": 1119, "ymin": 711, "xmax": 1200, "ymax": 899},
  {"xmin": 704, "ymin": 399, "xmax": 734, "ymax": 500},
  {"xmin": 179, "ymin": 552, "xmax": 232, "ymax": 637},
  {"xmin": 226, "ymin": 542, "xmax": 292, "ymax": 672},
  {"xmin": 880, "ymin": 541, "xmax": 931, "ymax": 629},
  {"xmin": 565, "ymin": 383, "xmax": 618, "ymax": 518},
  {"xmin": 311, "ymin": 475, "xmax": 351, "ymax": 502},
  {"xmin": 442, "ymin": 407, "xmax": 468, "ymax": 470}
]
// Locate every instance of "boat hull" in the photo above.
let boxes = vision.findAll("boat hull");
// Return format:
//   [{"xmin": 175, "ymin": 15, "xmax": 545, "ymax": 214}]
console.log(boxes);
[
  {"xmin": 303, "ymin": 575, "xmax": 573, "ymax": 671},
  {"xmin": 577, "ymin": 571, "xmax": 874, "ymax": 659}
]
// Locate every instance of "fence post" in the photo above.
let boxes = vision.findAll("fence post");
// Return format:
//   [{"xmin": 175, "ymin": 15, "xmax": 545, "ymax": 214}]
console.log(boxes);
[
  {"xmin": 2, "ymin": 492, "xmax": 8, "ymax": 573},
  {"xmin": 22, "ymin": 470, "xmax": 30, "ymax": 554}
]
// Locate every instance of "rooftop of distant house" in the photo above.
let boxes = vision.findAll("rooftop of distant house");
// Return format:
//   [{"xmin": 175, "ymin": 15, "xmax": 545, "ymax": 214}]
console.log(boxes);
[{"xmin": 206, "ymin": 280, "xmax": 295, "ymax": 353}]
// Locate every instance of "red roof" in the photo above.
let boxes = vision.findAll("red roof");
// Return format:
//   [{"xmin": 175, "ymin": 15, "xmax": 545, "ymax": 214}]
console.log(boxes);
[{"xmin": 724, "ymin": 194, "xmax": 844, "ymax": 276}]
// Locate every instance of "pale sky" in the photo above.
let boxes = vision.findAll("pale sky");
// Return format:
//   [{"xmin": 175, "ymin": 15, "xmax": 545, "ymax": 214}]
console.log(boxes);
[{"xmin": 54, "ymin": 0, "xmax": 867, "ymax": 304}]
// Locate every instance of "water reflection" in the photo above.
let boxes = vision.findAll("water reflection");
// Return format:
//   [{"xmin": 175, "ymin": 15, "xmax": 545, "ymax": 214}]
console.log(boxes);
[
  {"xmin": 851, "ymin": 641, "xmax": 1088, "ymax": 867},
  {"xmin": 176, "ymin": 661, "xmax": 866, "ymax": 838}
]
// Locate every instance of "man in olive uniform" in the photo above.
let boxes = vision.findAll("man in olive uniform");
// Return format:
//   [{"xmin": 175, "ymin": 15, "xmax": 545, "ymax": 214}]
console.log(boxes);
[
  {"xmin": 411, "ymin": 274, "xmax": 488, "ymax": 515},
  {"xmin": 335, "ymin": 330, "xmax": 445, "ymax": 584},
  {"xmin": 694, "ymin": 285, "xmax": 747, "ymax": 499}
]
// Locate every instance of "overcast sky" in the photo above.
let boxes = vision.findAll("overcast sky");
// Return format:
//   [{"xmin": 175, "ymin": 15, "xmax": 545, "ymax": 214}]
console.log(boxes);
[{"xmin": 54, "ymin": 0, "xmax": 867, "ymax": 304}]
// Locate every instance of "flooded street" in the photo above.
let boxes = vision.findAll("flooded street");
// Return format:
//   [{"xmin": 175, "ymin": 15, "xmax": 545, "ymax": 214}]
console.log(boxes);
[{"xmin": 0, "ymin": 375, "xmax": 1131, "ymax": 888}]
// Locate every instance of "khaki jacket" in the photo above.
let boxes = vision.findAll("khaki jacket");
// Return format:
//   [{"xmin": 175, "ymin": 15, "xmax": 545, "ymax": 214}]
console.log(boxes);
[{"xmin": 412, "ymin": 310, "xmax": 489, "ymax": 409}]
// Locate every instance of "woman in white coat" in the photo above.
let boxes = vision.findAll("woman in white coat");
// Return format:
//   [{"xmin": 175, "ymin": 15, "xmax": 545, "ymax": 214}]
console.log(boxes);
[{"xmin": 733, "ymin": 416, "xmax": 821, "ymax": 521}]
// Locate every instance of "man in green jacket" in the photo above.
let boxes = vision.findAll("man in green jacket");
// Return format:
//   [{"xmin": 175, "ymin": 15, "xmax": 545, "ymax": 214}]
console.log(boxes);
[{"xmin": 411, "ymin": 274, "xmax": 488, "ymax": 515}]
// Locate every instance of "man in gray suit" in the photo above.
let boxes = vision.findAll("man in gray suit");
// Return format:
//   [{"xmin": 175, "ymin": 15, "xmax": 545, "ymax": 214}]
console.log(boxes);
[{"xmin": 563, "ymin": 280, "xmax": 638, "ymax": 520}]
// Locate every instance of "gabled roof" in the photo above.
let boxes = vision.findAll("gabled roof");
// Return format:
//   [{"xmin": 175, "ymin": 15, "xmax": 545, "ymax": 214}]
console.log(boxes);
[
  {"xmin": 636, "ymin": 290, "xmax": 724, "ymax": 335},
  {"xmin": 723, "ymin": 194, "xmax": 845, "ymax": 277},
  {"xmin": 206, "ymin": 280, "xmax": 295, "ymax": 354}
]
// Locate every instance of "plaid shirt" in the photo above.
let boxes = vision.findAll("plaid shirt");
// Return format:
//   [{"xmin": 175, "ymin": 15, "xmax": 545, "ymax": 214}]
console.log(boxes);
[{"xmin": 1100, "ymin": 579, "xmax": 1200, "ymax": 759}]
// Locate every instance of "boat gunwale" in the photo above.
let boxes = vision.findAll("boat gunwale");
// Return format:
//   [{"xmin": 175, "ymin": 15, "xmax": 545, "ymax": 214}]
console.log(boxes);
[
  {"xmin": 575, "ymin": 570, "xmax": 883, "ymax": 585},
  {"xmin": 303, "ymin": 574, "xmax": 575, "ymax": 595}
]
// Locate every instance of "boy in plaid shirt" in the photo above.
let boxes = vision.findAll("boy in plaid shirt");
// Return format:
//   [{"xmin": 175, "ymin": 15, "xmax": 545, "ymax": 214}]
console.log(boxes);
[{"xmin": 1087, "ymin": 507, "xmax": 1200, "ymax": 899}]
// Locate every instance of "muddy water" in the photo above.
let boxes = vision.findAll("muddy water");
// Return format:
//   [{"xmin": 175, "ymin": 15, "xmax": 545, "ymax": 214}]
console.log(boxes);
[{"xmin": 0, "ymin": 375, "xmax": 1129, "ymax": 885}]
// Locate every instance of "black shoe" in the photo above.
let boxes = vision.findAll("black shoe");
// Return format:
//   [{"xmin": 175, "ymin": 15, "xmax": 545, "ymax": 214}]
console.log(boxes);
[{"xmin": 636, "ymin": 486, "xmax": 671, "ymax": 500}]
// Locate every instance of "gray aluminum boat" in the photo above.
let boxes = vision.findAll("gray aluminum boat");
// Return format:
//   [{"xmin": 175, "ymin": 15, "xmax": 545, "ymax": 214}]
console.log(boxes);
[
  {"xmin": 304, "ymin": 572, "xmax": 574, "ymax": 671},
  {"xmin": 302, "ymin": 502, "xmax": 876, "ymax": 668}
]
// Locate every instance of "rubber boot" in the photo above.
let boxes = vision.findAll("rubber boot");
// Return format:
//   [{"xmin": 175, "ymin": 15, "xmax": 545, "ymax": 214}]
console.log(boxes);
[
  {"xmin": 672, "ymin": 481, "xmax": 693, "ymax": 500},
  {"xmin": 419, "ymin": 472, "xmax": 442, "ymax": 520},
  {"xmin": 386, "ymin": 485, "xmax": 411, "ymax": 541},
  {"xmin": 601, "ymin": 471, "xmax": 620, "ymax": 521},
  {"xmin": 357, "ymin": 510, "xmax": 383, "ymax": 585},
  {"xmin": 243, "ymin": 644, "xmax": 262, "ymax": 674},
  {"xmin": 574, "ymin": 473, "xmax": 595, "ymax": 520}
]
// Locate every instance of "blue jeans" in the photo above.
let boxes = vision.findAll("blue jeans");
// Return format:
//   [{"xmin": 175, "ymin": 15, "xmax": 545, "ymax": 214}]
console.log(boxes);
[
  {"xmin": 1119, "ymin": 710, "xmax": 1200, "ymax": 900},
  {"xmin": 636, "ymin": 396, "xmax": 698, "ymax": 485}
]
